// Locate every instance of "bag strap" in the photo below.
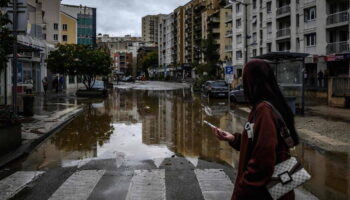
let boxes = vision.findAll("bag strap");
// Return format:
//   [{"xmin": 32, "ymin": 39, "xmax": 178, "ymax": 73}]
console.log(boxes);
[{"xmin": 262, "ymin": 101, "xmax": 295, "ymax": 148}]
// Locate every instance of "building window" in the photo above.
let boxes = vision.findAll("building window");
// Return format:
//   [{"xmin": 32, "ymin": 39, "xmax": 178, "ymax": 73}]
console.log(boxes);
[
  {"xmin": 236, "ymin": 34, "xmax": 242, "ymax": 44},
  {"xmin": 267, "ymin": 43, "xmax": 272, "ymax": 52},
  {"xmin": 53, "ymin": 23, "xmax": 58, "ymax": 30},
  {"xmin": 296, "ymin": 14, "xmax": 300, "ymax": 27},
  {"xmin": 305, "ymin": 33, "xmax": 316, "ymax": 46},
  {"xmin": 267, "ymin": 2, "xmax": 272, "ymax": 13},
  {"xmin": 236, "ymin": 4, "xmax": 241, "ymax": 13},
  {"xmin": 253, "ymin": 0, "xmax": 257, "ymax": 9},
  {"xmin": 62, "ymin": 24, "xmax": 68, "ymax": 31},
  {"xmin": 252, "ymin": 49, "xmax": 257, "ymax": 57},
  {"xmin": 267, "ymin": 22, "xmax": 272, "ymax": 34},
  {"xmin": 236, "ymin": 51, "xmax": 242, "ymax": 59},
  {"xmin": 42, "ymin": 33, "xmax": 46, "ymax": 40},
  {"xmin": 62, "ymin": 35, "xmax": 68, "ymax": 42},
  {"xmin": 236, "ymin": 19, "xmax": 242, "ymax": 29},
  {"xmin": 304, "ymin": 7, "xmax": 316, "ymax": 21},
  {"xmin": 53, "ymin": 34, "xmax": 58, "ymax": 41},
  {"xmin": 252, "ymin": 32, "xmax": 257, "ymax": 43}
]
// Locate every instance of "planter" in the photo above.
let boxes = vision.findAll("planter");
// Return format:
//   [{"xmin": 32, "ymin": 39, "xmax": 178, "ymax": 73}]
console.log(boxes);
[
  {"xmin": 76, "ymin": 89, "xmax": 108, "ymax": 98},
  {"xmin": 0, "ymin": 123, "xmax": 22, "ymax": 156}
]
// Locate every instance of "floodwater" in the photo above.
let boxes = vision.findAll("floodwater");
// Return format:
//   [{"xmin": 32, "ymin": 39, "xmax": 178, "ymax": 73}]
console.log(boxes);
[{"xmin": 8, "ymin": 89, "xmax": 350, "ymax": 200}]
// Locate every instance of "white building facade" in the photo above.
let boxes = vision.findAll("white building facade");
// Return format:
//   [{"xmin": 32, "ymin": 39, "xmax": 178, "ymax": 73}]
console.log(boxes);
[
  {"xmin": 230, "ymin": 0, "xmax": 350, "ymax": 79},
  {"xmin": 158, "ymin": 13, "xmax": 175, "ymax": 77}
]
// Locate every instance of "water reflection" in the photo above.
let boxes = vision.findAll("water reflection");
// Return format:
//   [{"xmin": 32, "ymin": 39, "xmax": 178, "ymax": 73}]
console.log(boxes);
[{"xmin": 9, "ymin": 89, "xmax": 350, "ymax": 200}]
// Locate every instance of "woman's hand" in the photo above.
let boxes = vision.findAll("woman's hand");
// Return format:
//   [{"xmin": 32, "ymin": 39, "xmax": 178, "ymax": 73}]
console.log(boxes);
[{"xmin": 211, "ymin": 127, "xmax": 235, "ymax": 142}]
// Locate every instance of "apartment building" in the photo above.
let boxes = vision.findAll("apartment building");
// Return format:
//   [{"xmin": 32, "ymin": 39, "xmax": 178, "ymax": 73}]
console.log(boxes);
[
  {"xmin": 158, "ymin": 13, "xmax": 176, "ymax": 77},
  {"xmin": 60, "ymin": 4, "xmax": 97, "ymax": 46},
  {"xmin": 174, "ymin": 7, "xmax": 184, "ymax": 66},
  {"xmin": 60, "ymin": 12, "xmax": 77, "ymax": 44},
  {"xmin": 230, "ymin": 0, "xmax": 350, "ymax": 78},
  {"xmin": 97, "ymin": 34, "xmax": 154, "ymax": 75},
  {"xmin": 42, "ymin": 0, "xmax": 61, "ymax": 44},
  {"xmin": 142, "ymin": 14, "xmax": 167, "ymax": 44}
]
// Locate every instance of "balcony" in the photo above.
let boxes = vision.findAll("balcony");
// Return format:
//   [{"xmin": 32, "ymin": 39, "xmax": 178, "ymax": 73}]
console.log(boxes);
[
  {"xmin": 276, "ymin": 28, "xmax": 291, "ymax": 39},
  {"xmin": 225, "ymin": 15, "xmax": 233, "ymax": 23},
  {"xmin": 303, "ymin": 0, "xmax": 316, "ymax": 8},
  {"xmin": 326, "ymin": 41, "xmax": 349, "ymax": 54},
  {"xmin": 225, "ymin": 30, "xmax": 233, "ymax": 38},
  {"xmin": 225, "ymin": 45, "xmax": 233, "ymax": 52},
  {"xmin": 276, "ymin": 5, "xmax": 291, "ymax": 18},
  {"xmin": 210, "ymin": 17, "xmax": 220, "ymax": 23},
  {"xmin": 326, "ymin": 11, "xmax": 349, "ymax": 27},
  {"xmin": 304, "ymin": 19, "xmax": 316, "ymax": 31}
]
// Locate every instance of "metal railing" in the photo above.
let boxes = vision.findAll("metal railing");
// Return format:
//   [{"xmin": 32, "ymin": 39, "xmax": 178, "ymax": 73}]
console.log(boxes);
[
  {"xmin": 276, "ymin": 5, "xmax": 291, "ymax": 16},
  {"xmin": 225, "ymin": 30, "xmax": 233, "ymax": 37},
  {"xmin": 276, "ymin": 28, "xmax": 291, "ymax": 38},
  {"xmin": 332, "ymin": 77, "xmax": 350, "ymax": 97},
  {"xmin": 326, "ymin": 41, "xmax": 349, "ymax": 54},
  {"xmin": 225, "ymin": 45, "xmax": 233, "ymax": 51},
  {"xmin": 326, "ymin": 11, "xmax": 349, "ymax": 25}
]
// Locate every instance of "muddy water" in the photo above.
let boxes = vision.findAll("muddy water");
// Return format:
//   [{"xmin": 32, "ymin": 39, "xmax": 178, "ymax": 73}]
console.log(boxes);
[{"xmin": 10, "ymin": 89, "xmax": 350, "ymax": 200}]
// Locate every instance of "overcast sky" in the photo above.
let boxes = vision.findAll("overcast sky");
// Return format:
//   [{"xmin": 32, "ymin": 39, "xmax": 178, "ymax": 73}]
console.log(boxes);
[{"xmin": 61, "ymin": 0, "xmax": 189, "ymax": 37}]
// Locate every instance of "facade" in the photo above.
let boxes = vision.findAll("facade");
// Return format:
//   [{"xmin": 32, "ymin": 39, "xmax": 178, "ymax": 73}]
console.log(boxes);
[
  {"xmin": 142, "ymin": 14, "xmax": 167, "ymax": 44},
  {"xmin": 174, "ymin": 6, "xmax": 185, "ymax": 65},
  {"xmin": 0, "ymin": 0, "xmax": 55, "ymax": 103},
  {"xmin": 42, "ymin": 0, "xmax": 61, "ymax": 44},
  {"xmin": 59, "ymin": 12, "xmax": 77, "ymax": 44},
  {"xmin": 60, "ymin": 4, "xmax": 97, "ymax": 46},
  {"xmin": 96, "ymin": 34, "xmax": 154, "ymax": 76},
  {"xmin": 230, "ymin": 0, "xmax": 350, "ymax": 79},
  {"xmin": 158, "ymin": 13, "xmax": 176, "ymax": 77}
]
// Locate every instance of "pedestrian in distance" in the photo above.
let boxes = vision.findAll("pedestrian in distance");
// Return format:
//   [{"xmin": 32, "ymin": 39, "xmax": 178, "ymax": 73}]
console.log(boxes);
[
  {"xmin": 211, "ymin": 59, "xmax": 299, "ymax": 200},
  {"xmin": 318, "ymin": 70, "xmax": 324, "ymax": 88},
  {"xmin": 42, "ymin": 77, "xmax": 48, "ymax": 95},
  {"xmin": 25, "ymin": 77, "xmax": 33, "ymax": 94},
  {"xmin": 59, "ymin": 75, "xmax": 64, "ymax": 92}
]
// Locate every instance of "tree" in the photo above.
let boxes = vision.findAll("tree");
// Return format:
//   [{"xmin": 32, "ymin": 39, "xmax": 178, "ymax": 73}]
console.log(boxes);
[
  {"xmin": 197, "ymin": 31, "xmax": 220, "ymax": 78},
  {"xmin": 140, "ymin": 51, "xmax": 158, "ymax": 77},
  {"xmin": 47, "ymin": 44, "xmax": 112, "ymax": 90},
  {"xmin": 0, "ymin": 0, "xmax": 15, "ymax": 72}
]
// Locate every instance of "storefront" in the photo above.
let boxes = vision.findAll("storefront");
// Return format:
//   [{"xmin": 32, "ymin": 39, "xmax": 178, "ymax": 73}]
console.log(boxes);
[{"xmin": 326, "ymin": 53, "xmax": 350, "ymax": 77}]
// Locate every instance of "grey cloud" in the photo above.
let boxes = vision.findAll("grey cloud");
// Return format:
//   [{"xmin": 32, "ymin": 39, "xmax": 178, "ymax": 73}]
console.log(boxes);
[{"xmin": 61, "ymin": 0, "xmax": 190, "ymax": 36}]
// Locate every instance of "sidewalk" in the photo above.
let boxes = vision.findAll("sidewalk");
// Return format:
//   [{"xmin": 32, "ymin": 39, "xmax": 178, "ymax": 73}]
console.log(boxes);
[
  {"xmin": 237, "ymin": 105, "xmax": 350, "ymax": 152},
  {"xmin": 0, "ymin": 92, "xmax": 83, "ymax": 168}
]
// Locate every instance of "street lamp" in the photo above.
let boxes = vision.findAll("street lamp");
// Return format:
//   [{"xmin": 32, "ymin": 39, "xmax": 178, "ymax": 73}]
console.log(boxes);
[{"xmin": 229, "ymin": 0, "xmax": 249, "ymax": 66}]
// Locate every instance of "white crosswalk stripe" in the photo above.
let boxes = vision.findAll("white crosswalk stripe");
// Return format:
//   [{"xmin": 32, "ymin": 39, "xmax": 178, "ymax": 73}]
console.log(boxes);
[
  {"xmin": 0, "ymin": 171, "xmax": 45, "ymax": 200},
  {"xmin": 126, "ymin": 169, "xmax": 166, "ymax": 200},
  {"xmin": 195, "ymin": 169, "xmax": 234, "ymax": 200},
  {"xmin": 185, "ymin": 156, "xmax": 199, "ymax": 167},
  {"xmin": 48, "ymin": 170, "xmax": 105, "ymax": 200}
]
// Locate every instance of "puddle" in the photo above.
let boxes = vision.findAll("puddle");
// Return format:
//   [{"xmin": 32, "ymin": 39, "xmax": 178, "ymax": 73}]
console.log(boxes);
[{"xmin": 7, "ymin": 89, "xmax": 350, "ymax": 200}]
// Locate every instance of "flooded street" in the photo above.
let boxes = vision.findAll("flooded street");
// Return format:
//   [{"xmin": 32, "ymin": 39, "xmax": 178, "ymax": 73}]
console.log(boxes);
[{"xmin": 4, "ymin": 88, "xmax": 350, "ymax": 200}]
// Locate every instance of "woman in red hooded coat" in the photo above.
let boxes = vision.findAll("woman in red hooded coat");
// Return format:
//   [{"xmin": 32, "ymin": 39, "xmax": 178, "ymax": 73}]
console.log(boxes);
[{"xmin": 212, "ymin": 59, "xmax": 299, "ymax": 200}]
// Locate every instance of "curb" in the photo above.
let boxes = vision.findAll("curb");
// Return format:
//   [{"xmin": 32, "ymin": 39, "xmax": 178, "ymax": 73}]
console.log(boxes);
[{"xmin": 0, "ymin": 108, "xmax": 84, "ymax": 169}]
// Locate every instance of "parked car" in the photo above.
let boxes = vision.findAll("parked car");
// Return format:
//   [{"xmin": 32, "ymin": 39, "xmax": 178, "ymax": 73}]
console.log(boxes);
[
  {"xmin": 92, "ymin": 80, "xmax": 105, "ymax": 90},
  {"xmin": 230, "ymin": 84, "xmax": 247, "ymax": 103},
  {"xmin": 202, "ymin": 80, "xmax": 229, "ymax": 98},
  {"xmin": 122, "ymin": 76, "xmax": 134, "ymax": 82}
]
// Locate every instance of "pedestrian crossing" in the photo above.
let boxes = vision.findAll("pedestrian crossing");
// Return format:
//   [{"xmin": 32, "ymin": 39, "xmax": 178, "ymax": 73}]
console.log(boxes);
[
  {"xmin": 0, "ymin": 168, "xmax": 234, "ymax": 200},
  {"xmin": 0, "ymin": 165, "xmax": 318, "ymax": 200}
]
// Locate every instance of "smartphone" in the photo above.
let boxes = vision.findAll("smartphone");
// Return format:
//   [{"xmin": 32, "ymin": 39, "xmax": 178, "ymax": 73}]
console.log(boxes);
[{"xmin": 203, "ymin": 120, "xmax": 217, "ymax": 129}]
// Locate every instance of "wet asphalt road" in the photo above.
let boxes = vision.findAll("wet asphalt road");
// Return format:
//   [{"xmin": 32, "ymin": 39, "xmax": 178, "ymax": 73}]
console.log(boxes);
[{"xmin": 0, "ymin": 84, "xmax": 340, "ymax": 199}]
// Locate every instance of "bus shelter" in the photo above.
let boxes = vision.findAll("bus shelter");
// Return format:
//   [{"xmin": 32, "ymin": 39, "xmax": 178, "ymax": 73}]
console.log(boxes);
[{"xmin": 254, "ymin": 52, "xmax": 309, "ymax": 114}]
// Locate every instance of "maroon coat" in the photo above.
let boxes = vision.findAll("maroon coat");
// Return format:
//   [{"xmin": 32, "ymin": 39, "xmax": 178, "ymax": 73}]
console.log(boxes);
[{"xmin": 229, "ymin": 102, "xmax": 294, "ymax": 200}]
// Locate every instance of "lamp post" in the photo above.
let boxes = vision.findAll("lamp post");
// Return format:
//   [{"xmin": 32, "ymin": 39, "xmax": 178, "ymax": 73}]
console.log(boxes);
[{"xmin": 229, "ymin": 0, "xmax": 249, "ymax": 66}]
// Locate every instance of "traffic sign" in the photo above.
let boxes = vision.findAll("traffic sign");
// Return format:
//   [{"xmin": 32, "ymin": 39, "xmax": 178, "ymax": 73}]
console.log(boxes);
[{"xmin": 224, "ymin": 66, "xmax": 234, "ymax": 75}]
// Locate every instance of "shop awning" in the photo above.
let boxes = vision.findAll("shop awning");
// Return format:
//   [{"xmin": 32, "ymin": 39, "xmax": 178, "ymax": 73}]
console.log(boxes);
[{"xmin": 253, "ymin": 52, "xmax": 309, "ymax": 61}]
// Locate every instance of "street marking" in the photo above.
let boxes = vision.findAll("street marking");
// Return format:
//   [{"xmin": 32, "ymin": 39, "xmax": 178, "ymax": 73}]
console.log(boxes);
[
  {"xmin": 0, "ymin": 171, "xmax": 45, "ymax": 200},
  {"xmin": 126, "ymin": 169, "xmax": 165, "ymax": 200},
  {"xmin": 152, "ymin": 158, "xmax": 165, "ymax": 168},
  {"xmin": 186, "ymin": 156, "xmax": 199, "ymax": 167},
  {"xmin": 195, "ymin": 169, "xmax": 234, "ymax": 200},
  {"xmin": 49, "ymin": 170, "xmax": 105, "ymax": 200}
]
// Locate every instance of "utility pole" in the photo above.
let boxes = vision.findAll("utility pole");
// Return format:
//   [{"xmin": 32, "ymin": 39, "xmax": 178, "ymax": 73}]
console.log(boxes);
[{"xmin": 7, "ymin": 0, "xmax": 25, "ymax": 115}]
